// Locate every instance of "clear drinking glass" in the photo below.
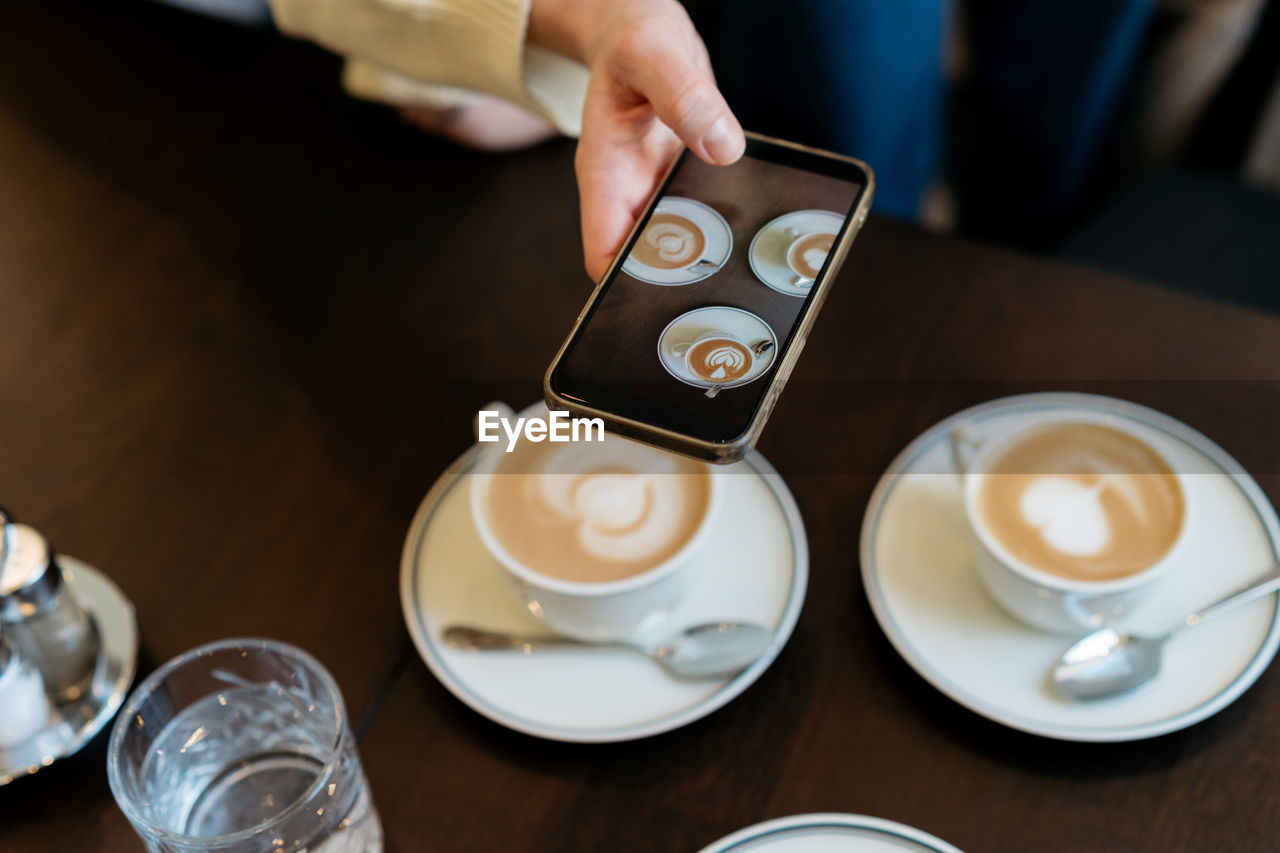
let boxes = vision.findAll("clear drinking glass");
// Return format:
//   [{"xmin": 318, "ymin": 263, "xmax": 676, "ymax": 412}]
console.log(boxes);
[{"xmin": 107, "ymin": 638, "xmax": 382, "ymax": 853}]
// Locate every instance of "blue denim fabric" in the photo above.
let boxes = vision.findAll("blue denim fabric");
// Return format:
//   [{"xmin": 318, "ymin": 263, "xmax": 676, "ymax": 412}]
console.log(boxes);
[
  {"xmin": 702, "ymin": 0, "xmax": 1154, "ymax": 234},
  {"xmin": 961, "ymin": 0, "xmax": 1155, "ymax": 238},
  {"xmin": 707, "ymin": 0, "xmax": 946, "ymax": 220}
]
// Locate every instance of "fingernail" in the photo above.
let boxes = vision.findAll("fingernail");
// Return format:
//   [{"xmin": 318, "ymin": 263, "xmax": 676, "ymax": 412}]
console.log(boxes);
[{"xmin": 703, "ymin": 116, "xmax": 744, "ymax": 165}]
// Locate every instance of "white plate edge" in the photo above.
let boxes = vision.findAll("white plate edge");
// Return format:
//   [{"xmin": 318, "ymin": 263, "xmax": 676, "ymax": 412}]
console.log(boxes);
[{"xmin": 697, "ymin": 812, "xmax": 964, "ymax": 853}]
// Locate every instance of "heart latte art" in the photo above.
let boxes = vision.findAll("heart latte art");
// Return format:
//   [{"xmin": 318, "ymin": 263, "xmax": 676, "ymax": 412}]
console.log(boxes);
[
  {"xmin": 631, "ymin": 212, "xmax": 706, "ymax": 270},
  {"xmin": 787, "ymin": 232, "xmax": 835, "ymax": 279},
  {"xmin": 687, "ymin": 338, "xmax": 752, "ymax": 384},
  {"xmin": 975, "ymin": 423, "xmax": 1185, "ymax": 581},
  {"xmin": 484, "ymin": 431, "xmax": 712, "ymax": 583}
]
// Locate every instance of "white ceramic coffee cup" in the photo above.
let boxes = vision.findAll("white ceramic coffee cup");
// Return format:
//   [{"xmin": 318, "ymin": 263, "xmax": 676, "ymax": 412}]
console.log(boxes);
[
  {"xmin": 952, "ymin": 411, "xmax": 1193, "ymax": 634},
  {"xmin": 671, "ymin": 331, "xmax": 762, "ymax": 398},
  {"xmin": 469, "ymin": 402, "xmax": 722, "ymax": 641},
  {"xmin": 783, "ymin": 227, "xmax": 835, "ymax": 285}
]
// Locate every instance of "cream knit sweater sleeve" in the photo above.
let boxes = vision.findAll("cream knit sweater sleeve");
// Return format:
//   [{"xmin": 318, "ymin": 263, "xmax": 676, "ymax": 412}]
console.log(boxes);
[{"xmin": 269, "ymin": 0, "xmax": 588, "ymax": 135}]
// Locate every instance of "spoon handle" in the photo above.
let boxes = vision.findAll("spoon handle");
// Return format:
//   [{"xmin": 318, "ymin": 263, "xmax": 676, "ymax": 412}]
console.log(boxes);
[
  {"xmin": 1173, "ymin": 564, "xmax": 1280, "ymax": 635},
  {"xmin": 443, "ymin": 625, "xmax": 618, "ymax": 653}
]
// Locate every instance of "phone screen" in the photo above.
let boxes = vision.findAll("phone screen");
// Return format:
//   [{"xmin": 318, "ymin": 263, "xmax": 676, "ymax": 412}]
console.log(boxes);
[{"xmin": 549, "ymin": 138, "xmax": 870, "ymax": 446}]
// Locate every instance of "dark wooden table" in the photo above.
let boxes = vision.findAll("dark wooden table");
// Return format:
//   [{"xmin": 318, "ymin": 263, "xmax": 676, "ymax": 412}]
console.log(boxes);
[{"xmin": 3, "ymin": 3, "xmax": 1279, "ymax": 851}]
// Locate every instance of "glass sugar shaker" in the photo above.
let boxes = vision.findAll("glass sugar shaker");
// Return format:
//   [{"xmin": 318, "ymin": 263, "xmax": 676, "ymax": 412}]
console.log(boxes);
[
  {"xmin": 0, "ymin": 517, "xmax": 100, "ymax": 703},
  {"xmin": 0, "ymin": 619, "xmax": 49, "ymax": 748}
]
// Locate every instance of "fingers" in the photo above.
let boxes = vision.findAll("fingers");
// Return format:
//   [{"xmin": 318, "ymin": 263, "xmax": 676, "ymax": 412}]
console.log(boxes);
[
  {"xmin": 572, "ymin": 6, "xmax": 743, "ymax": 280},
  {"xmin": 641, "ymin": 69, "xmax": 744, "ymax": 166},
  {"xmin": 575, "ymin": 137, "xmax": 634, "ymax": 282},
  {"xmin": 575, "ymin": 81, "xmax": 682, "ymax": 280},
  {"xmin": 612, "ymin": 17, "xmax": 745, "ymax": 166}
]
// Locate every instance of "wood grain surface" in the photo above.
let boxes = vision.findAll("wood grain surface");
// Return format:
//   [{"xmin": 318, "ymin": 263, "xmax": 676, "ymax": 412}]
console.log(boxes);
[{"xmin": 2, "ymin": 3, "xmax": 1279, "ymax": 851}]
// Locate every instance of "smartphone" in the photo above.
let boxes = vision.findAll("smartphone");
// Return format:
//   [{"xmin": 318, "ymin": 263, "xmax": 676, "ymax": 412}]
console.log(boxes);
[{"xmin": 545, "ymin": 132, "xmax": 874, "ymax": 463}]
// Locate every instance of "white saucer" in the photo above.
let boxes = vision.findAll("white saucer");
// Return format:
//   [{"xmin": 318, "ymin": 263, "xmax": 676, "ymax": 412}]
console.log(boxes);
[
  {"xmin": 622, "ymin": 196, "xmax": 733, "ymax": 286},
  {"xmin": 748, "ymin": 210, "xmax": 846, "ymax": 297},
  {"xmin": 657, "ymin": 306, "xmax": 777, "ymax": 392},
  {"xmin": 0, "ymin": 557, "xmax": 139, "ymax": 785},
  {"xmin": 400, "ymin": 448, "xmax": 807, "ymax": 742},
  {"xmin": 860, "ymin": 392, "xmax": 1280, "ymax": 742},
  {"xmin": 699, "ymin": 814, "xmax": 964, "ymax": 853}
]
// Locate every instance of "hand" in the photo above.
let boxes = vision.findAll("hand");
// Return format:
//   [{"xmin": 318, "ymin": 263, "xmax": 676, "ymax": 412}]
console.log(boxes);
[
  {"xmin": 530, "ymin": 0, "xmax": 745, "ymax": 281},
  {"xmin": 397, "ymin": 95, "xmax": 558, "ymax": 152}
]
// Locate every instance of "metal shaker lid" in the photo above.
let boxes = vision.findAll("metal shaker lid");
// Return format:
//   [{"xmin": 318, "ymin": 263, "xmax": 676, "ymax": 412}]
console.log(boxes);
[{"xmin": 0, "ymin": 522, "xmax": 61, "ymax": 621}]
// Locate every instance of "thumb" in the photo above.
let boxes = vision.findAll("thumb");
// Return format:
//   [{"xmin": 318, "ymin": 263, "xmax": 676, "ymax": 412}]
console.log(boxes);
[{"xmin": 625, "ymin": 41, "xmax": 745, "ymax": 166}]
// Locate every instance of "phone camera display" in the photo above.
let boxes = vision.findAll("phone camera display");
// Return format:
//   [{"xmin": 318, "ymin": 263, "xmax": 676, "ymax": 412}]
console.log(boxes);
[{"xmin": 553, "ymin": 149, "xmax": 865, "ymax": 445}]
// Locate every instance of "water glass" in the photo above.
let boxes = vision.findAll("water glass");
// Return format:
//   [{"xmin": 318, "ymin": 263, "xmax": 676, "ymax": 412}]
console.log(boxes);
[{"xmin": 107, "ymin": 638, "xmax": 382, "ymax": 852}]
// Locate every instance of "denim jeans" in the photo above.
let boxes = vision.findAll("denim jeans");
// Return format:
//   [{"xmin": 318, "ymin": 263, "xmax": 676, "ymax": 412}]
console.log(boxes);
[{"xmin": 697, "ymin": 0, "xmax": 1154, "ymax": 238}]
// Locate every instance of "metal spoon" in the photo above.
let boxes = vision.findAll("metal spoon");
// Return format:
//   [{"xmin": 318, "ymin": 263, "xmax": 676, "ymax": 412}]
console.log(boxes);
[
  {"xmin": 443, "ymin": 621, "xmax": 773, "ymax": 680},
  {"xmin": 1053, "ymin": 564, "xmax": 1280, "ymax": 700}
]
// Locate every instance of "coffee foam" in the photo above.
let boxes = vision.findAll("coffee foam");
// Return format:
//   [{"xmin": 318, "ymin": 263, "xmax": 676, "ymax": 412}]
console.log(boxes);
[
  {"xmin": 802, "ymin": 248, "xmax": 828, "ymax": 272},
  {"xmin": 790, "ymin": 233, "xmax": 834, "ymax": 278},
  {"xmin": 976, "ymin": 423, "xmax": 1184, "ymax": 581},
  {"xmin": 690, "ymin": 339, "xmax": 750, "ymax": 383},
  {"xmin": 632, "ymin": 212, "xmax": 705, "ymax": 270},
  {"xmin": 486, "ymin": 431, "xmax": 711, "ymax": 583},
  {"xmin": 1018, "ymin": 477, "xmax": 1110, "ymax": 556}
]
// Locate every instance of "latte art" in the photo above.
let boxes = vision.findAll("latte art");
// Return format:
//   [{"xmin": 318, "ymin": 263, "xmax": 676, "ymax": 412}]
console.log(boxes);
[
  {"xmin": 976, "ymin": 423, "xmax": 1184, "ymax": 581},
  {"xmin": 631, "ymin": 213, "xmax": 706, "ymax": 270},
  {"xmin": 788, "ymin": 233, "xmax": 834, "ymax": 279},
  {"xmin": 688, "ymin": 338, "xmax": 752, "ymax": 383},
  {"xmin": 485, "ymin": 431, "xmax": 712, "ymax": 583}
]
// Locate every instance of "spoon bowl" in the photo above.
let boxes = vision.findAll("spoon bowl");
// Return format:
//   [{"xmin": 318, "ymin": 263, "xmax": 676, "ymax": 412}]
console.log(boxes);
[
  {"xmin": 1051, "ymin": 564, "xmax": 1280, "ymax": 701},
  {"xmin": 1053, "ymin": 628, "xmax": 1163, "ymax": 700}
]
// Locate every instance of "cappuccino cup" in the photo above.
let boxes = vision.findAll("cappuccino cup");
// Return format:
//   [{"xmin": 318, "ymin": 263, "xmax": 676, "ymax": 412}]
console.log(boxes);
[
  {"xmin": 672, "ymin": 332, "xmax": 761, "ymax": 398},
  {"xmin": 952, "ymin": 412, "xmax": 1192, "ymax": 633},
  {"xmin": 631, "ymin": 211, "xmax": 708, "ymax": 271},
  {"xmin": 470, "ymin": 402, "xmax": 721, "ymax": 640},
  {"xmin": 783, "ymin": 227, "xmax": 835, "ymax": 285}
]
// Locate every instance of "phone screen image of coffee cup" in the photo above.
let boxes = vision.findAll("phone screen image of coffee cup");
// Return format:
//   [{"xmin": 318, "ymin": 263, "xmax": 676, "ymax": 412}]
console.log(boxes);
[
  {"xmin": 633, "ymin": 213, "xmax": 705, "ymax": 269},
  {"xmin": 788, "ymin": 233, "xmax": 834, "ymax": 279},
  {"xmin": 659, "ymin": 307, "xmax": 777, "ymax": 399},
  {"xmin": 688, "ymin": 338, "xmax": 751, "ymax": 382},
  {"xmin": 622, "ymin": 197, "xmax": 732, "ymax": 285},
  {"xmin": 551, "ymin": 148, "xmax": 866, "ymax": 443},
  {"xmin": 748, "ymin": 210, "xmax": 847, "ymax": 297}
]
